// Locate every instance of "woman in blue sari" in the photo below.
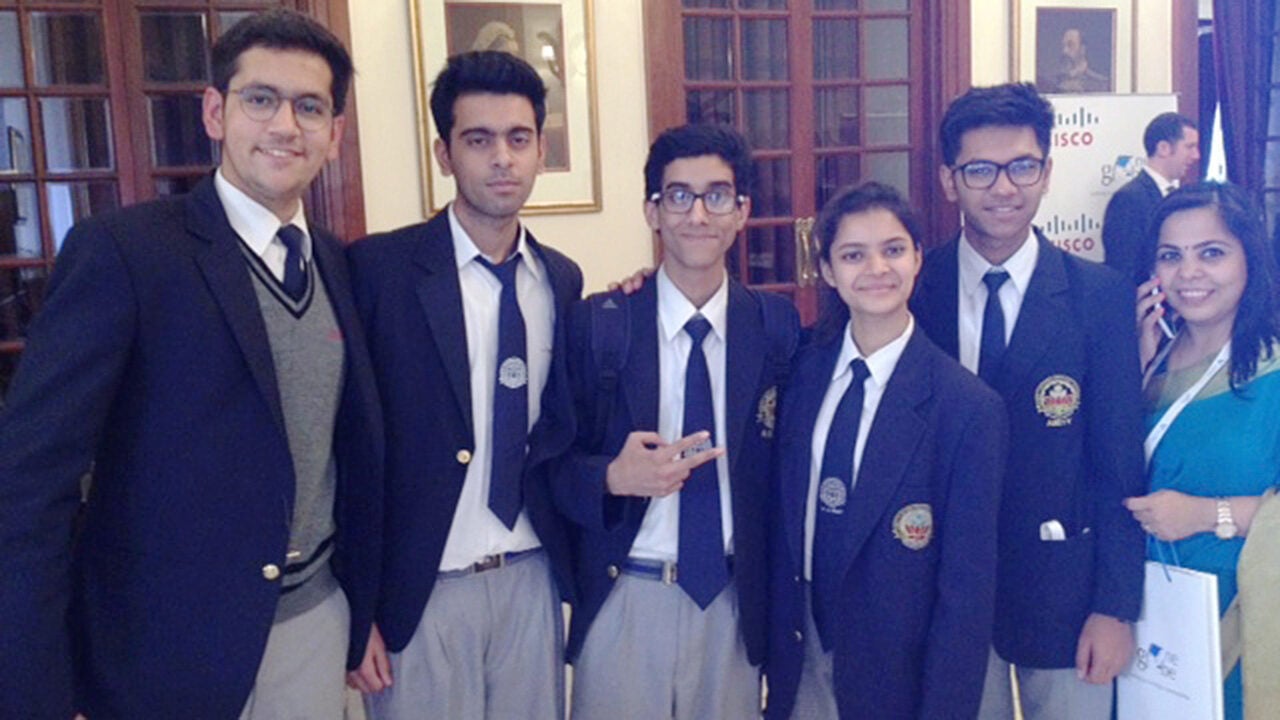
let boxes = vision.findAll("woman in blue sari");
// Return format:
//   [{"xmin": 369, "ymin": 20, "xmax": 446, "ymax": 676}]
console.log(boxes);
[{"xmin": 1127, "ymin": 182, "xmax": 1280, "ymax": 720}]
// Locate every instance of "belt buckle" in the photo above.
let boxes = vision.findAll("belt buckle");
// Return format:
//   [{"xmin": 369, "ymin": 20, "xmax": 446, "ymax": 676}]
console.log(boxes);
[
  {"xmin": 663, "ymin": 562, "xmax": 678, "ymax": 586},
  {"xmin": 474, "ymin": 554, "xmax": 504, "ymax": 573}
]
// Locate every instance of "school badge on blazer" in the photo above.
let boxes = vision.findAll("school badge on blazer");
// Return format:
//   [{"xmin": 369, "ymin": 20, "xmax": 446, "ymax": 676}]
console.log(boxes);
[
  {"xmin": 756, "ymin": 385, "xmax": 778, "ymax": 438},
  {"xmin": 1034, "ymin": 374, "xmax": 1081, "ymax": 427},
  {"xmin": 893, "ymin": 503, "xmax": 934, "ymax": 550}
]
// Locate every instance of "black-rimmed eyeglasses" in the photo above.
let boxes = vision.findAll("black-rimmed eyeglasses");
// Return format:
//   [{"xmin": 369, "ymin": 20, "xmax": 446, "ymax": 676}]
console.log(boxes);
[
  {"xmin": 648, "ymin": 186, "xmax": 745, "ymax": 215},
  {"xmin": 950, "ymin": 157, "xmax": 1046, "ymax": 190},
  {"xmin": 230, "ymin": 86, "xmax": 333, "ymax": 131}
]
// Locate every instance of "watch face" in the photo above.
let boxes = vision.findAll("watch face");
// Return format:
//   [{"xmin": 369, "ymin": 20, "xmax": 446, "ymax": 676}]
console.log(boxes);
[{"xmin": 1215, "ymin": 522, "xmax": 1239, "ymax": 540}]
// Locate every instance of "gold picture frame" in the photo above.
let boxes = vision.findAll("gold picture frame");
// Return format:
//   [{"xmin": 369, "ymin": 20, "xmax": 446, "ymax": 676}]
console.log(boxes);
[
  {"xmin": 410, "ymin": 0, "xmax": 602, "ymax": 214},
  {"xmin": 1013, "ymin": 0, "xmax": 1134, "ymax": 94}
]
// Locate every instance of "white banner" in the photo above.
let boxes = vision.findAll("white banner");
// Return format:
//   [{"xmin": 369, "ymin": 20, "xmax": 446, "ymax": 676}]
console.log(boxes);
[{"xmin": 1035, "ymin": 94, "xmax": 1179, "ymax": 262}]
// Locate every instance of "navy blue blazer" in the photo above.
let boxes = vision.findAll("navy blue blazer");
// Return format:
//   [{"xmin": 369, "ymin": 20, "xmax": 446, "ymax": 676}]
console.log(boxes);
[
  {"xmin": 551, "ymin": 279, "xmax": 798, "ymax": 664},
  {"xmin": 346, "ymin": 211, "xmax": 583, "ymax": 654},
  {"xmin": 911, "ymin": 232, "xmax": 1146, "ymax": 668},
  {"xmin": 1102, "ymin": 170, "xmax": 1164, "ymax": 285},
  {"xmin": 0, "ymin": 176, "xmax": 384, "ymax": 719},
  {"xmin": 766, "ymin": 326, "xmax": 1006, "ymax": 720}
]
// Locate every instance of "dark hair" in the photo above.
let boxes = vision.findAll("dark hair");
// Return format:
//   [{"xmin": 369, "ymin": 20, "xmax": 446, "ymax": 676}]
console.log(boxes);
[
  {"xmin": 212, "ymin": 9, "xmax": 354, "ymax": 115},
  {"xmin": 643, "ymin": 124, "xmax": 756, "ymax": 198},
  {"xmin": 939, "ymin": 83, "xmax": 1054, "ymax": 166},
  {"xmin": 1143, "ymin": 112, "xmax": 1197, "ymax": 157},
  {"xmin": 430, "ymin": 51, "xmax": 547, "ymax": 143},
  {"xmin": 812, "ymin": 182, "xmax": 923, "ymax": 342},
  {"xmin": 1143, "ymin": 182, "xmax": 1280, "ymax": 388}
]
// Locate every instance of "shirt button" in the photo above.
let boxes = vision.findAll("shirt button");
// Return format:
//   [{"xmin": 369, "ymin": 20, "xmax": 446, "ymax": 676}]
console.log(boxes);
[
  {"xmin": 794, "ymin": 630, "xmax": 804, "ymax": 643},
  {"xmin": 262, "ymin": 564, "xmax": 281, "ymax": 581},
  {"xmin": 607, "ymin": 565, "xmax": 619, "ymax": 579},
  {"xmin": 456, "ymin": 449, "xmax": 472, "ymax": 465}
]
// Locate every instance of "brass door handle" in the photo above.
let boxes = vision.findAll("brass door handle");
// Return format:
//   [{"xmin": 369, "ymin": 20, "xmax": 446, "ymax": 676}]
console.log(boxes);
[{"xmin": 793, "ymin": 216, "xmax": 818, "ymax": 287}]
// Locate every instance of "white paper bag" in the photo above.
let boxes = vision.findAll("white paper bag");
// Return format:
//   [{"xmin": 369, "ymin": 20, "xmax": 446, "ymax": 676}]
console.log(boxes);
[{"xmin": 1117, "ymin": 561, "xmax": 1224, "ymax": 720}]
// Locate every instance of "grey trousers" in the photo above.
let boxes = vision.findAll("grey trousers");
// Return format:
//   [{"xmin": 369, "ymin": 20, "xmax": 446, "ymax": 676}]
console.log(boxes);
[
  {"xmin": 977, "ymin": 647, "xmax": 1113, "ymax": 720},
  {"xmin": 365, "ymin": 551, "xmax": 565, "ymax": 720},
  {"xmin": 571, "ymin": 574, "xmax": 760, "ymax": 720},
  {"xmin": 239, "ymin": 586, "xmax": 350, "ymax": 720},
  {"xmin": 786, "ymin": 591, "xmax": 838, "ymax": 720}
]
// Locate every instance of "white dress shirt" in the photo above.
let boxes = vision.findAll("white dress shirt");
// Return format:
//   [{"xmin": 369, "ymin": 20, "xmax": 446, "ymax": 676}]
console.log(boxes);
[
  {"xmin": 1143, "ymin": 165, "xmax": 1180, "ymax": 197},
  {"xmin": 956, "ymin": 231, "xmax": 1039, "ymax": 374},
  {"xmin": 629, "ymin": 266, "xmax": 734, "ymax": 562},
  {"xmin": 215, "ymin": 168, "xmax": 311, "ymax": 277},
  {"xmin": 439, "ymin": 204, "xmax": 555, "ymax": 570},
  {"xmin": 804, "ymin": 317, "xmax": 914, "ymax": 579}
]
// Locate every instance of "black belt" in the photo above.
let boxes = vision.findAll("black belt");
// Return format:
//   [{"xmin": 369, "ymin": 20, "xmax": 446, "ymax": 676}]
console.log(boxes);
[{"xmin": 439, "ymin": 547, "xmax": 542, "ymax": 579}]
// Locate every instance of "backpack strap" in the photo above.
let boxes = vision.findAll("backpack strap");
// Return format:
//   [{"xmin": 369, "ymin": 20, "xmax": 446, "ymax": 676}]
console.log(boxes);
[{"xmin": 588, "ymin": 291, "xmax": 630, "ymax": 450}]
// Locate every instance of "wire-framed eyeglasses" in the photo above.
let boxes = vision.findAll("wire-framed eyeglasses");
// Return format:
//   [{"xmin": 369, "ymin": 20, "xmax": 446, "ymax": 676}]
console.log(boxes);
[
  {"xmin": 230, "ymin": 86, "xmax": 334, "ymax": 131},
  {"xmin": 648, "ymin": 186, "xmax": 745, "ymax": 215},
  {"xmin": 950, "ymin": 157, "xmax": 1046, "ymax": 190}
]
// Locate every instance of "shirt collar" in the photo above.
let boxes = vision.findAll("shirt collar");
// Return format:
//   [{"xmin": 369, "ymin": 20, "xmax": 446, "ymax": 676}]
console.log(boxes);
[
  {"xmin": 214, "ymin": 168, "xmax": 311, "ymax": 260},
  {"xmin": 656, "ymin": 265, "xmax": 729, "ymax": 344},
  {"xmin": 447, "ymin": 203, "xmax": 541, "ymax": 282},
  {"xmin": 957, "ymin": 229, "xmax": 1039, "ymax": 298},
  {"xmin": 831, "ymin": 315, "xmax": 915, "ymax": 388},
  {"xmin": 1143, "ymin": 165, "xmax": 1179, "ymax": 195}
]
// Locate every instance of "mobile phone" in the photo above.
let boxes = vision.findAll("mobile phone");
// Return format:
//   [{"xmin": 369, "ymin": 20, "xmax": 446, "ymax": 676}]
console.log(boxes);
[{"xmin": 1150, "ymin": 285, "xmax": 1176, "ymax": 339}]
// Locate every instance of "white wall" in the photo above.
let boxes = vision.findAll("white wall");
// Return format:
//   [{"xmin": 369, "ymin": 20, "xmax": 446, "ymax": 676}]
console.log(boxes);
[{"xmin": 349, "ymin": 0, "xmax": 654, "ymax": 293}]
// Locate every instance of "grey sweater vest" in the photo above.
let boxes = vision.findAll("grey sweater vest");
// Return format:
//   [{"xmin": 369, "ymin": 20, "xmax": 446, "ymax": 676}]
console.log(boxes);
[{"xmin": 243, "ymin": 248, "xmax": 344, "ymax": 623}]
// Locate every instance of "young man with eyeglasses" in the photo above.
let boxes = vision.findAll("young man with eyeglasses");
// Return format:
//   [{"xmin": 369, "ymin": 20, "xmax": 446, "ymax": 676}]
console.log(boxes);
[
  {"xmin": 911, "ymin": 83, "xmax": 1146, "ymax": 720},
  {"xmin": 550, "ymin": 123, "xmax": 797, "ymax": 719},
  {"xmin": 0, "ymin": 10, "xmax": 383, "ymax": 719}
]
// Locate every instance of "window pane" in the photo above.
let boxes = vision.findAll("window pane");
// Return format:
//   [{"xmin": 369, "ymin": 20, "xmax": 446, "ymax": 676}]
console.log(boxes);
[
  {"xmin": 40, "ymin": 97, "xmax": 114, "ymax": 171},
  {"xmin": 751, "ymin": 156, "xmax": 792, "ymax": 217},
  {"xmin": 218, "ymin": 11, "xmax": 256, "ymax": 38},
  {"xmin": 156, "ymin": 175, "xmax": 204, "ymax": 196},
  {"xmin": 816, "ymin": 153, "xmax": 859, "ymax": 209},
  {"xmin": 684, "ymin": 17, "xmax": 733, "ymax": 81},
  {"xmin": 149, "ymin": 94, "xmax": 213, "ymax": 167},
  {"xmin": 743, "ymin": 89, "xmax": 789, "ymax": 150},
  {"xmin": 46, "ymin": 181, "xmax": 118, "ymax": 252},
  {"xmin": 141, "ymin": 13, "xmax": 209, "ymax": 83},
  {"xmin": 865, "ymin": 0, "xmax": 908, "ymax": 9},
  {"xmin": 0, "ymin": 12, "xmax": 22, "ymax": 87},
  {"xmin": 741, "ymin": 19, "xmax": 787, "ymax": 81},
  {"xmin": 0, "ymin": 266, "xmax": 49, "ymax": 344},
  {"xmin": 0, "ymin": 98, "xmax": 33, "ymax": 173},
  {"xmin": 740, "ymin": 0, "xmax": 787, "ymax": 8},
  {"xmin": 813, "ymin": 18, "xmax": 856, "ymax": 80},
  {"xmin": 864, "ymin": 85, "xmax": 908, "ymax": 145},
  {"xmin": 863, "ymin": 151, "xmax": 910, "ymax": 197},
  {"xmin": 0, "ymin": 183, "xmax": 43, "ymax": 260},
  {"xmin": 686, "ymin": 89, "xmax": 735, "ymax": 126},
  {"xmin": 683, "ymin": 0, "xmax": 730, "ymax": 7},
  {"xmin": 746, "ymin": 225, "xmax": 796, "ymax": 284},
  {"xmin": 864, "ymin": 19, "xmax": 908, "ymax": 80},
  {"xmin": 814, "ymin": 87, "xmax": 858, "ymax": 147},
  {"xmin": 32, "ymin": 12, "xmax": 105, "ymax": 86},
  {"xmin": 815, "ymin": 0, "xmax": 858, "ymax": 8}
]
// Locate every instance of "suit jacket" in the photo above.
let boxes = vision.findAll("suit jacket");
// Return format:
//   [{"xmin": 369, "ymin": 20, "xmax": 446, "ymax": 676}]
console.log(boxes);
[
  {"xmin": 551, "ymin": 279, "xmax": 799, "ymax": 664},
  {"xmin": 1102, "ymin": 170, "xmax": 1163, "ymax": 285},
  {"xmin": 0, "ymin": 176, "xmax": 384, "ymax": 719},
  {"xmin": 911, "ymin": 232, "xmax": 1146, "ymax": 668},
  {"xmin": 766, "ymin": 327, "xmax": 1005, "ymax": 720},
  {"xmin": 346, "ymin": 211, "xmax": 583, "ymax": 653}
]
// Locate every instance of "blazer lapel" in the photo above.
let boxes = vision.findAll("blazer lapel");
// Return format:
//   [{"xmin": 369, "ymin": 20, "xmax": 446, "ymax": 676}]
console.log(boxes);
[
  {"xmin": 413, "ymin": 214, "xmax": 473, "ymax": 433},
  {"xmin": 915, "ymin": 239, "xmax": 961, "ymax": 360},
  {"xmin": 187, "ymin": 178, "xmax": 286, "ymax": 436},
  {"xmin": 780, "ymin": 338, "xmax": 841, "ymax": 571},
  {"xmin": 836, "ymin": 331, "xmax": 931, "ymax": 580},
  {"xmin": 999, "ymin": 234, "xmax": 1070, "ymax": 394},
  {"xmin": 725, "ymin": 282, "xmax": 767, "ymax": 473},
  {"xmin": 622, "ymin": 281, "xmax": 660, "ymax": 432}
]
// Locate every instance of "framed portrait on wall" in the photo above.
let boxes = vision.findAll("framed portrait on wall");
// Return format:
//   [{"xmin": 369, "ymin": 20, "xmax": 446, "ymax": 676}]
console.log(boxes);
[
  {"xmin": 411, "ymin": 0, "xmax": 601, "ymax": 214},
  {"xmin": 1013, "ymin": 0, "xmax": 1134, "ymax": 94}
]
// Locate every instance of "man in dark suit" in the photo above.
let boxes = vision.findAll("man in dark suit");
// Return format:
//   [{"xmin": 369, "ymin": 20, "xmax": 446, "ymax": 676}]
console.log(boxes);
[
  {"xmin": 552, "ymin": 124, "xmax": 798, "ymax": 719},
  {"xmin": 1102, "ymin": 112, "xmax": 1200, "ymax": 284},
  {"xmin": 345, "ymin": 51, "xmax": 582, "ymax": 719},
  {"xmin": 911, "ymin": 83, "xmax": 1146, "ymax": 720},
  {"xmin": 0, "ymin": 10, "xmax": 383, "ymax": 719}
]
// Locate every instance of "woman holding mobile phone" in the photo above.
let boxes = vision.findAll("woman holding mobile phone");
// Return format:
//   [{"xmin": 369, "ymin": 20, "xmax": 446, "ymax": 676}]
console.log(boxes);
[
  {"xmin": 766, "ymin": 182, "xmax": 1007, "ymax": 719},
  {"xmin": 1127, "ymin": 182, "xmax": 1280, "ymax": 720}
]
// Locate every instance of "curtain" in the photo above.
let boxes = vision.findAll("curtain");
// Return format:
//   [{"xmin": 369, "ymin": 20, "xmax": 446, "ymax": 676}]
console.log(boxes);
[{"xmin": 1212, "ymin": 0, "xmax": 1277, "ymax": 191}]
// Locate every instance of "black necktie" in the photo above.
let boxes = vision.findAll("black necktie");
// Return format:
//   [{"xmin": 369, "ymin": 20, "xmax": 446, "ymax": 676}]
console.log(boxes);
[
  {"xmin": 812, "ymin": 357, "xmax": 871, "ymax": 651},
  {"xmin": 277, "ymin": 225, "xmax": 307, "ymax": 301},
  {"xmin": 978, "ymin": 270, "xmax": 1010, "ymax": 384},
  {"xmin": 678, "ymin": 315, "xmax": 729, "ymax": 609},
  {"xmin": 477, "ymin": 253, "xmax": 527, "ymax": 530}
]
